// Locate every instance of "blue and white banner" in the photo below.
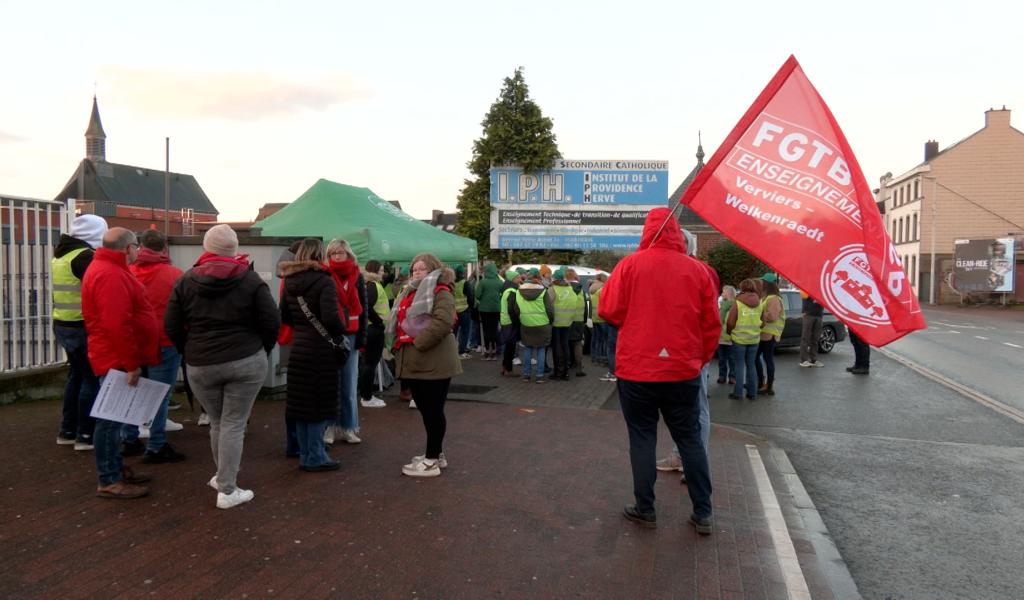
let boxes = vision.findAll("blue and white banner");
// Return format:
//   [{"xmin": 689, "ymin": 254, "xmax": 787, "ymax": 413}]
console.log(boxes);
[{"xmin": 489, "ymin": 159, "xmax": 668, "ymax": 250}]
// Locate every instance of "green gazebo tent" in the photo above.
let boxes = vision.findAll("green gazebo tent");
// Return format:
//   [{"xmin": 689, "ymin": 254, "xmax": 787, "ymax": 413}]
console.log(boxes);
[{"xmin": 255, "ymin": 179, "xmax": 477, "ymax": 264}]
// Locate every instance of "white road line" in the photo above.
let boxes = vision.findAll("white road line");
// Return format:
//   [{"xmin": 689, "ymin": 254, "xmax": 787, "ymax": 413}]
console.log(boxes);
[
  {"xmin": 879, "ymin": 348, "xmax": 1024, "ymax": 426},
  {"xmin": 950, "ymin": 331, "xmax": 961, "ymax": 334},
  {"xmin": 746, "ymin": 445, "xmax": 812, "ymax": 600},
  {"xmin": 1004, "ymin": 343, "xmax": 1023, "ymax": 349},
  {"xmin": 975, "ymin": 336, "xmax": 989, "ymax": 340}
]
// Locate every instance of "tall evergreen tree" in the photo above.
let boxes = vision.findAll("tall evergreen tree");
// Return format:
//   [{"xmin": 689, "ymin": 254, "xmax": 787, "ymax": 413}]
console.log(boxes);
[{"xmin": 456, "ymin": 68, "xmax": 560, "ymax": 259}]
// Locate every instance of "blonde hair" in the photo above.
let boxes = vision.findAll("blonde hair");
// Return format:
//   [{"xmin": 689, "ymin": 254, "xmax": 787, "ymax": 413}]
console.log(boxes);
[
  {"xmin": 294, "ymin": 238, "xmax": 324, "ymax": 263},
  {"xmin": 739, "ymin": 279, "xmax": 758, "ymax": 294},
  {"xmin": 410, "ymin": 253, "xmax": 443, "ymax": 273},
  {"xmin": 326, "ymin": 239, "xmax": 357, "ymax": 264}
]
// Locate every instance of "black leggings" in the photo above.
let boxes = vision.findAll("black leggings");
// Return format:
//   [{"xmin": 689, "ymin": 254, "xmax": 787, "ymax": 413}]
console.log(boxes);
[
  {"xmin": 480, "ymin": 312, "xmax": 500, "ymax": 352},
  {"xmin": 358, "ymin": 325, "xmax": 385, "ymax": 400},
  {"xmin": 755, "ymin": 338, "xmax": 777, "ymax": 383},
  {"xmin": 551, "ymin": 326, "xmax": 571, "ymax": 377},
  {"xmin": 406, "ymin": 378, "xmax": 450, "ymax": 459}
]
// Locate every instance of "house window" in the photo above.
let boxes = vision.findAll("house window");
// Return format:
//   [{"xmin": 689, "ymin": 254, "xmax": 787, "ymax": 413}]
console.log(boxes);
[
  {"xmin": 914, "ymin": 180, "xmax": 920, "ymax": 199},
  {"xmin": 912, "ymin": 213, "xmax": 918, "ymax": 240}
]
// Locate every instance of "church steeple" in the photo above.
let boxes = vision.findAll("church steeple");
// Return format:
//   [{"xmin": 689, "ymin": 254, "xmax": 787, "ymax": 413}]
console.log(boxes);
[
  {"xmin": 85, "ymin": 95, "xmax": 106, "ymax": 162},
  {"xmin": 696, "ymin": 131, "xmax": 705, "ymax": 166}
]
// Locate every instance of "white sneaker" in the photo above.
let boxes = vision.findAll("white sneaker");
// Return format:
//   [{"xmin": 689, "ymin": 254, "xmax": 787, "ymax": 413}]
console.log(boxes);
[
  {"xmin": 197, "ymin": 413, "xmax": 211, "ymax": 426},
  {"xmin": 402, "ymin": 458, "xmax": 441, "ymax": 477},
  {"xmin": 360, "ymin": 397, "xmax": 386, "ymax": 408},
  {"xmin": 323, "ymin": 426, "xmax": 336, "ymax": 445},
  {"xmin": 409, "ymin": 399, "xmax": 417, "ymax": 409},
  {"xmin": 799, "ymin": 361, "xmax": 813, "ymax": 368},
  {"xmin": 216, "ymin": 488, "xmax": 254, "ymax": 509},
  {"xmin": 656, "ymin": 454, "xmax": 683, "ymax": 472},
  {"xmin": 341, "ymin": 429, "xmax": 362, "ymax": 444},
  {"xmin": 512, "ymin": 357, "xmax": 522, "ymax": 366},
  {"xmin": 812, "ymin": 361, "xmax": 825, "ymax": 368},
  {"xmin": 138, "ymin": 426, "xmax": 151, "ymax": 439},
  {"xmin": 460, "ymin": 352, "xmax": 473, "ymax": 359},
  {"xmin": 74, "ymin": 441, "xmax": 94, "ymax": 451},
  {"xmin": 207, "ymin": 475, "xmax": 218, "ymax": 491},
  {"xmin": 165, "ymin": 418, "xmax": 184, "ymax": 432},
  {"xmin": 411, "ymin": 452, "xmax": 448, "ymax": 469},
  {"xmin": 599, "ymin": 372, "xmax": 617, "ymax": 382}
]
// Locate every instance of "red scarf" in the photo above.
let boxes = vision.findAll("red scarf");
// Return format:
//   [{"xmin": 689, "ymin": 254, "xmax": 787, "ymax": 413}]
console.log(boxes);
[
  {"xmin": 393, "ymin": 282, "xmax": 457, "ymax": 350},
  {"xmin": 327, "ymin": 258, "xmax": 363, "ymax": 333},
  {"xmin": 193, "ymin": 251, "xmax": 250, "ymax": 279}
]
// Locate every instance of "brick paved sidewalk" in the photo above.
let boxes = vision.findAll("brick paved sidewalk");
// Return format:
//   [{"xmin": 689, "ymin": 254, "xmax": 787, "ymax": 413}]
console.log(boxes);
[{"xmin": 0, "ymin": 388, "xmax": 852, "ymax": 598}]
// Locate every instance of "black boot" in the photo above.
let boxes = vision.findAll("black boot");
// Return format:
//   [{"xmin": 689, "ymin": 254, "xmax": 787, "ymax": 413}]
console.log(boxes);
[{"xmin": 765, "ymin": 378, "xmax": 775, "ymax": 396}]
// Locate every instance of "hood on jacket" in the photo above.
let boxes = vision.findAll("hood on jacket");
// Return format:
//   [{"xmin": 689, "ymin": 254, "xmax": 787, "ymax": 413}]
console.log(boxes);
[
  {"xmin": 132, "ymin": 248, "xmax": 172, "ymax": 268},
  {"xmin": 54, "ymin": 234, "xmax": 93, "ymax": 259},
  {"xmin": 280, "ymin": 260, "xmax": 331, "ymax": 296},
  {"xmin": 737, "ymin": 291, "xmax": 761, "ymax": 308},
  {"xmin": 130, "ymin": 249, "xmax": 175, "ymax": 285},
  {"xmin": 518, "ymin": 282, "xmax": 546, "ymax": 301},
  {"xmin": 638, "ymin": 207, "xmax": 686, "ymax": 254},
  {"xmin": 189, "ymin": 261, "xmax": 251, "ymax": 297},
  {"xmin": 362, "ymin": 269, "xmax": 382, "ymax": 283},
  {"xmin": 483, "ymin": 264, "xmax": 499, "ymax": 278}
]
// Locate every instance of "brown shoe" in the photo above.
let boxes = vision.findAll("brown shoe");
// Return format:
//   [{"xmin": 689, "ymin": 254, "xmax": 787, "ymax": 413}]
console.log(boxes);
[
  {"xmin": 122, "ymin": 466, "xmax": 151, "ymax": 485},
  {"xmin": 96, "ymin": 481, "xmax": 150, "ymax": 499}
]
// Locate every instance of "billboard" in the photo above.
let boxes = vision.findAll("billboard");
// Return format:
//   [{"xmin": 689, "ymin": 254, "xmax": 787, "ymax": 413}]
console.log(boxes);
[
  {"xmin": 953, "ymin": 237, "xmax": 1016, "ymax": 293},
  {"xmin": 489, "ymin": 159, "xmax": 668, "ymax": 250}
]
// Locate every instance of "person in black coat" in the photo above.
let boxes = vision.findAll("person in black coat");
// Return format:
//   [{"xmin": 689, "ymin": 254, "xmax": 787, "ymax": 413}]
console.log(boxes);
[{"xmin": 278, "ymin": 238, "xmax": 345, "ymax": 472}]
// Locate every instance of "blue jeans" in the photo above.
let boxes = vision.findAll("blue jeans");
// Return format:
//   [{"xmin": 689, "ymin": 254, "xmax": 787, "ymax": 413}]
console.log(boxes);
[
  {"xmin": 469, "ymin": 312, "xmax": 481, "ymax": 349},
  {"xmin": 732, "ymin": 344, "xmax": 758, "ymax": 397},
  {"xmin": 335, "ymin": 334, "xmax": 359, "ymax": 431},
  {"xmin": 717, "ymin": 343, "xmax": 735, "ymax": 381},
  {"xmin": 521, "ymin": 346, "xmax": 546, "ymax": 380},
  {"xmin": 54, "ymin": 325, "xmax": 99, "ymax": 442},
  {"xmin": 142, "ymin": 346, "xmax": 181, "ymax": 451},
  {"xmin": 295, "ymin": 420, "xmax": 333, "ymax": 468},
  {"xmin": 285, "ymin": 417, "xmax": 300, "ymax": 456},
  {"xmin": 606, "ymin": 326, "xmax": 619, "ymax": 373},
  {"xmin": 93, "ymin": 375, "xmax": 124, "ymax": 486},
  {"xmin": 455, "ymin": 311, "xmax": 472, "ymax": 354},
  {"xmin": 755, "ymin": 338, "xmax": 777, "ymax": 384},
  {"xmin": 591, "ymin": 323, "xmax": 607, "ymax": 363},
  {"xmin": 618, "ymin": 377, "xmax": 712, "ymax": 518}
]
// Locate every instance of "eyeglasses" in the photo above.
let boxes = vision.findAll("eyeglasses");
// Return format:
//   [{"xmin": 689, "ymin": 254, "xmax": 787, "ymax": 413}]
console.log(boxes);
[{"xmin": 128, "ymin": 243, "xmax": 140, "ymax": 250}]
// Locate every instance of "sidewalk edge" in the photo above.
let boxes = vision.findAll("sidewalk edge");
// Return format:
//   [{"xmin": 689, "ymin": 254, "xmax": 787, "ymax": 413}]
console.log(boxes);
[{"xmin": 766, "ymin": 446, "xmax": 862, "ymax": 600}]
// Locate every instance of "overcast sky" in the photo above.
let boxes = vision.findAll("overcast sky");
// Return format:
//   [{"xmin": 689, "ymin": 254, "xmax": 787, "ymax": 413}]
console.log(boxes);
[{"xmin": 1, "ymin": 0, "xmax": 1020, "ymax": 221}]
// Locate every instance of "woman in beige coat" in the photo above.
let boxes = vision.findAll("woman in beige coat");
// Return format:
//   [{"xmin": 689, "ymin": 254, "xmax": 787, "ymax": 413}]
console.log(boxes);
[{"xmin": 387, "ymin": 253, "xmax": 462, "ymax": 477}]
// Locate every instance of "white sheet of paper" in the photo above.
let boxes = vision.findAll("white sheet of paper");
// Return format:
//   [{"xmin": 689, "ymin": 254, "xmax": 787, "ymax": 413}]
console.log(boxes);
[{"xmin": 90, "ymin": 369, "xmax": 171, "ymax": 426}]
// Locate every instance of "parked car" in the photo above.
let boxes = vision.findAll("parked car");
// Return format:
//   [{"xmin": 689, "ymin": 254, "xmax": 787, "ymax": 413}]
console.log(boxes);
[{"xmin": 776, "ymin": 289, "xmax": 847, "ymax": 353}]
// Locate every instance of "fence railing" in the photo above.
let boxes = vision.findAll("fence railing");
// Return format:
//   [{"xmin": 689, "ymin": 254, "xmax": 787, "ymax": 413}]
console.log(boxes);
[{"xmin": 1, "ymin": 195, "xmax": 71, "ymax": 373}]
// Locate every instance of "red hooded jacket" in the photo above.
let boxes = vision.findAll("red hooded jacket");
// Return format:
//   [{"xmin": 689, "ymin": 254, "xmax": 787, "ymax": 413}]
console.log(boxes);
[
  {"xmin": 129, "ymin": 248, "xmax": 183, "ymax": 348},
  {"xmin": 598, "ymin": 208, "xmax": 721, "ymax": 382},
  {"xmin": 82, "ymin": 248, "xmax": 161, "ymax": 376}
]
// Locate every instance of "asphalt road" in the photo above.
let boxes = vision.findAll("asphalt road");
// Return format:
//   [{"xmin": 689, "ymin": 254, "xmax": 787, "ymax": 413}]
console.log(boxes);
[
  {"xmin": 885, "ymin": 307, "xmax": 1024, "ymax": 413},
  {"xmin": 709, "ymin": 330, "xmax": 1024, "ymax": 600}
]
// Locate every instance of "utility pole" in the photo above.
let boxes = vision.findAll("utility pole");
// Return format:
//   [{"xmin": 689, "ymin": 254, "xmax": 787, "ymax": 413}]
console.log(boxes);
[
  {"xmin": 164, "ymin": 137, "xmax": 170, "ymax": 235},
  {"xmin": 926, "ymin": 176, "xmax": 938, "ymax": 305}
]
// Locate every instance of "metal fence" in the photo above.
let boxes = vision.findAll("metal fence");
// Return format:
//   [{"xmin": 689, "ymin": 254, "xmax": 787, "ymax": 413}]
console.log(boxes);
[{"xmin": 1, "ymin": 195, "xmax": 71, "ymax": 373}]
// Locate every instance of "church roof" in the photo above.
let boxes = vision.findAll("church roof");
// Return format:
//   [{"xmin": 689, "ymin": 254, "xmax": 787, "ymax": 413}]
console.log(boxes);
[
  {"xmin": 55, "ymin": 159, "xmax": 218, "ymax": 215},
  {"xmin": 85, "ymin": 96, "xmax": 106, "ymax": 139},
  {"xmin": 669, "ymin": 140, "xmax": 712, "ymax": 229}
]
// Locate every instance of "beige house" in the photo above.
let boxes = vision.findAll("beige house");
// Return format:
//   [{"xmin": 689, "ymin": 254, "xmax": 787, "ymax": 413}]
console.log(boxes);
[{"xmin": 877, "ymin": 108, "xmax": 1024, "ymax": 303}]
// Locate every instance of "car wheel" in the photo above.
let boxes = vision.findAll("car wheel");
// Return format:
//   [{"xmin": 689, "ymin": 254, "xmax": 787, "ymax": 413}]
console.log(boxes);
[{"xmin": 818, "ymin": 326, "xmax": 836, "ymax": 354}]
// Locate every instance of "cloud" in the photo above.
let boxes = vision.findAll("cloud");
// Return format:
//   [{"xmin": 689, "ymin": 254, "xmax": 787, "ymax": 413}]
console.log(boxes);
[
  {"xmin": 0, "ymin": 131, "xmax": 27, "ymax": 143},
  {"xmin": 101, "ymin": 67, "xmax": 371, "ymax": 120}
]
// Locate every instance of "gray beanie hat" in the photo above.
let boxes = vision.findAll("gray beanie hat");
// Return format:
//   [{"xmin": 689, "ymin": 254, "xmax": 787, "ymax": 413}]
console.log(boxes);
[
  {"xmin": 681, "ymin": 228, "xmax": 697, "ymax": 257},
  {"xmin": 69, "ymin": 215, "xmax": 108, "ymax": 249},
  {"xmin": 203, "ymin": 224, "xmax": 239, "ymax": 257}
]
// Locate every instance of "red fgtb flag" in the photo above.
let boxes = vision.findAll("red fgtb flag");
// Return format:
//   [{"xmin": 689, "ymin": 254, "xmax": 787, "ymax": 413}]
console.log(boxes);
[{"xmin": 680, "ymin": 56, "xmax": 926, "ymax": 346}]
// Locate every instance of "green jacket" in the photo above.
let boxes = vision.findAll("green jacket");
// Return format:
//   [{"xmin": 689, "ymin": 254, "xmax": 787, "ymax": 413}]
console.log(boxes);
[{"xmin": 475, "ymin": 264, "xmax": 504, "ymax": 313}]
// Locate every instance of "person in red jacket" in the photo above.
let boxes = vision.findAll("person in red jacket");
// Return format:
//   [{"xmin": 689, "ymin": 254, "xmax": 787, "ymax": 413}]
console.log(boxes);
[
  {"xmin": 82, "ymin": 227, "xmax": 160, "ymax": 500},
  {"xmin": 129, "ymin": 229, "xmax": 186, "ymax": 464},
  {"xmin": 598, "ymin": 207, "xmax": 721, "ymax": 535}
]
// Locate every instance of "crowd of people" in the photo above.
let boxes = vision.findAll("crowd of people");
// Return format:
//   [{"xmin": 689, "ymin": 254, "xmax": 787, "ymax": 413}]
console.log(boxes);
[{"xmin": 52, "ymin": 211, "xmax": 868, "ymax": 532}]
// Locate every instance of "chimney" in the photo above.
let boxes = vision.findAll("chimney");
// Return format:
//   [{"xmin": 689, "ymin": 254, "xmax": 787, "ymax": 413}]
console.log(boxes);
[
  {"xmin": 924, "ymin": 140, "xmax": 939, "ymax": 162},
  {"xmin": 985, "ymin": 106, "xmax": 1011, "ymax": 129}
]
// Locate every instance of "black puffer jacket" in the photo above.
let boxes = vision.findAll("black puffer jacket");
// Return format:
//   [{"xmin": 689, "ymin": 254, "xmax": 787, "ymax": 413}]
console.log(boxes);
[
  {"xmin": 279, "ymin": 261, "xmax": 344, "ymax": 422},
  {"xmin": 165, "ymin": 259, "xmax": 280, "ymax": 366}
]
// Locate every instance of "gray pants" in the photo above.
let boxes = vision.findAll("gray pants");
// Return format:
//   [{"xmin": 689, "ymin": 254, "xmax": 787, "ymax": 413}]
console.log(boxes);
[
  {"xmin": 800, "ymin": 315, "xmax": 823, "ymax": 363},
  {"xmin": 187, "ymin": 351, "xmax": 267, "ymax": 493}
]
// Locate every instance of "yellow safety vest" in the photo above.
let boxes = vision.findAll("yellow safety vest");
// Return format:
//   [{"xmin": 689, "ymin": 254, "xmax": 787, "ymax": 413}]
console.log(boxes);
[
  {"xmin": 516, "ymin": 293, "xmax": 549, "ymax": 327},
  {"xmin": 591, "ymin": 288, "xmax": 605, "ymax": 324},
  {"xmin": 552, "ymin": 286, "xmax": 577, "ymax": 327},
  {"xmin": 500, "ymin": 288, "xmax": 517, "ymax": 326},
  {"xmin": 372, "ymin": 281, "xmax": 390, "ymax": 322},
  {"xmin": 760, "ymin": 294, "xmax": 786, "ymax": 341},
  {"xmin": 574, "ymin": 287, "xmax": 586, "ymax": 323},
  {"xmin": 730, "ymin": 302, "xmax": 764, "ymax": 345},
  {"xmin": 51, "ymin": 247, "xmax": 88, "ymax": 322},
  {"xmin": 453, "ymin": 280, "xmax": 468, "ymax": 313}
]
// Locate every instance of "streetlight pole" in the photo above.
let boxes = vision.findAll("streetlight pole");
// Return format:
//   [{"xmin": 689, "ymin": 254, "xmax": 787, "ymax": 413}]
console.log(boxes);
[{"xmin": 926, "ymin": 176, "xmax": 938, "ymax": 305}]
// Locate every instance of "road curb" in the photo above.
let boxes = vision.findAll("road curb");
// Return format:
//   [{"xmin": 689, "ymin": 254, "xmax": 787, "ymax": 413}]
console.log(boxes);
[{"xmin": 879, "ymin": 347, "xmax": 1024, "ymax": 426}]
